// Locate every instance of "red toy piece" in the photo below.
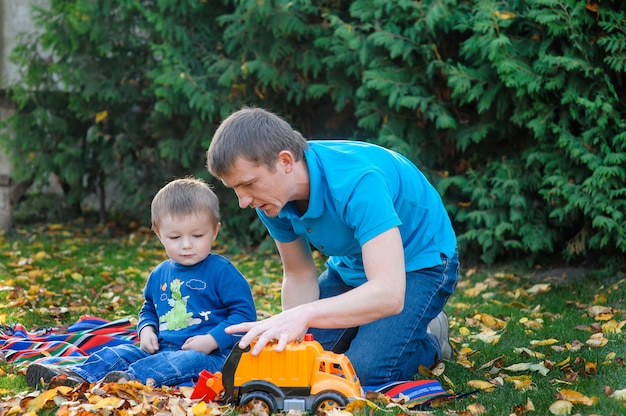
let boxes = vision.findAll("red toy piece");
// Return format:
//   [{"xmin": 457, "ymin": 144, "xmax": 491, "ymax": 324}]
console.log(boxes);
[{"xmin": 190, "ymin": 370, "xmax": 223, "ymax": 401}]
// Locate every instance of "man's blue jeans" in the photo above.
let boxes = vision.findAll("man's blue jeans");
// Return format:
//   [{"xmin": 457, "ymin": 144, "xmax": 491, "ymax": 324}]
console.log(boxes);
[
  {"xmin": 69, "ymin": 342, "xmax": 228, "ymax": 386},
  {"xmin": 309, "ymin": 250, "xmax": 459, "ymax": 387}
]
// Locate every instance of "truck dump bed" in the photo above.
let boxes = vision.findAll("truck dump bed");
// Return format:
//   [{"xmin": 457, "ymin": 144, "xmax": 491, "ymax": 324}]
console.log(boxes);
[{"xmin": 234, "ymin": 339, "xmax": 325, "ymax": 387}]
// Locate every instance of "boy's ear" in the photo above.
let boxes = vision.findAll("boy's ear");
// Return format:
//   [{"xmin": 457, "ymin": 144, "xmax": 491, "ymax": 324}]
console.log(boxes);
[
  {"xmin": 153, "ymin": 226, "xmax": 161, "ymax": 239},
  {"xmin": 213, "ymin": 222, "xmax": 221, "ymax": 238}
]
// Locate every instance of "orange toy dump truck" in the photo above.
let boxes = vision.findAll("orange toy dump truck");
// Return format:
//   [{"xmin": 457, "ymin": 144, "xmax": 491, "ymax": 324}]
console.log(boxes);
[{"xmin": 191, "ymin": 334, "xmax": 364, "ymax": 413}]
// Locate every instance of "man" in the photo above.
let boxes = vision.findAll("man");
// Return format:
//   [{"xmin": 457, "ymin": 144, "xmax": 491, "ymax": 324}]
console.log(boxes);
[{"xmin": 206, "ymin": 107, "xmax": 458, "ymax": 386}]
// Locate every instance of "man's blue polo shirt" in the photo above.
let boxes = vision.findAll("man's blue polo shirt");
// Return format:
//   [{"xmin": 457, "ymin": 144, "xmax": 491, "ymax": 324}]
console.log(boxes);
[{"xmin": 257, "ymin": 140, "xmax": 457, "ymax": 287}]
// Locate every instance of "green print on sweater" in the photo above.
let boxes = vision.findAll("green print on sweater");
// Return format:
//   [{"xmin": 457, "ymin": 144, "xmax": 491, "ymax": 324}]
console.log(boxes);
[{"xmin": 159, "ymin": 279, "xmax": 194, "ymax": 330}]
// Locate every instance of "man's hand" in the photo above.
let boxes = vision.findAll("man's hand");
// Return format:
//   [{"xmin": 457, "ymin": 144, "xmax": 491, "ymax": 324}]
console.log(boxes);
[
  {"xmin": 182, "ymin": 333, "xmax": 218, "ymax": 354},
  {"xmin": 139, "ymin": 326, "xmax": 160, "ymax": 354},
  {"xmin": 226, "ymin": 306, "xmax": 310, "ymax": 355}
]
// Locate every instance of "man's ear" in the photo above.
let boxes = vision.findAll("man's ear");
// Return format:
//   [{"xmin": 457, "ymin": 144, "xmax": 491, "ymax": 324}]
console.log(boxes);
[{"xmin": 277, "ymin": 150, "xmax": 295, "ymax": 172}]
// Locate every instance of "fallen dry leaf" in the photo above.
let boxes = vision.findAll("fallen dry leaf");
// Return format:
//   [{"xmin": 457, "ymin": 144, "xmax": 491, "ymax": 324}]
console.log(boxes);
[
  {"xmin": 587, "ymin": 306, "xmax": 612, "ymax": 317},
  {"xmin": 530, "ymin": 338, "xmax": 559, "ymax": 347},
  {"xmin": 469, "ymin": 328, "xmax": 501, "ymax": 344},
  {"xmin": 466, "ymin": 402, "xmax": 486, "ymax": 415},
  {"xmin": 503, "ymin": 362, "xmax": 550, "ymax": 376},
  {"xmin": 548, "ymin": 399, "xmax": 573, "ymax": 415},
  {"xmin": 585, "ymin": 333, "xmax": 608, "ymax": 348},
  {"xmin": 513, "ymin": 347, "xmax": 545, "ymax": 359},
  {"xmin": 601, "ymin": 319, "xmax": 624, "ymax": 334},
  {"xmin": 556, "ymin": 389, "xmax": 595, "ymax": 406},
  {"xmin": 467, "ymin": 380, "xmax": 497, "ymax": 391},
  {"xmin": 610, "ymin": 388, "xmax": 626, "ymax": 401},
  {"xmin": 526, "ymin": 283, "xmax": 551, "ymax": 296}
]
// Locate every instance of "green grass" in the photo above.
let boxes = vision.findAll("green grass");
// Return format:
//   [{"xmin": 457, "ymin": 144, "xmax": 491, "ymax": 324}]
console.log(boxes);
[
  {"xmin": 1, "ymin": 221, "xmax": 625, "ymax": 415},
  {"xmin": 440, "ymin": 267, "xmax": 626, "ymax": 415}
]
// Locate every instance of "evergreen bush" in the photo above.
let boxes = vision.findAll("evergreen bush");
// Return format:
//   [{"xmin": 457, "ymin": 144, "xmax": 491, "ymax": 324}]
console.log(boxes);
[{"xmin": 1, "ymin": 0, "xmax": 623, "ymax": 265}]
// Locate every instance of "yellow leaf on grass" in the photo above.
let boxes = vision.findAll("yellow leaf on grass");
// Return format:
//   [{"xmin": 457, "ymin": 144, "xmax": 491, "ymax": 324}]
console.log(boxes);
[
  {"xmin": 478, "ymin": 313, "xmax": 506, "ymax": 329},
  {"xmin": 530, "ymin": 338, "xmax": 559, "ymax": 346},
  {"xmin": 467, "ymin": 380, "xmax": 496, "ymax": 391},
  {"xmin": 458, "ymin": 346, "xmax": 475, "ymax": 356},
  {"xmin": 587, "ymin": 305, "xmax": 612, "ymax": 316},
  {"xmin": 556, "ymin": 356, "xmax": 571, "ymax": 368},
  {"xmin": 596, "ymin": 312, "xmax": 614, "ymax": 321},
  {"xmin": 467, "ymin": 403, "xmax": 486, "ymax": 415},
  {"xmin": 464, "ymin": 282, "xmax": 488, "ymax": 297},
  {"xmin": 549, "ymin": 399, "xmax": 572, "ymax": 415},
  {"xmin": 470, "ymin": 329, "xmax": 501, "ymax": 344},
  {"xmin": 27, "ymin": 269, "xmax": 45, "ymax": 279},
  {"xmin": 443, "ymin": 374, "xmax": 455, "ymax": 388},
  {"xmin": 503, "ymin": 362, "xmax": 550, "ymax": 376},
  {"xmin": 585, "ymin": 333, "xmax": 608, "ymax": 348},
  {"xmin": 513, "ymin": 347, "xmax": 545, "ymax": 358},
  {"xmin": 505, "ymin": 375, "xmax": 531, "ymax": 382},
  {"xmin": 431, "ymin": 361, "xmax": 446, "ymax": 376},
  {"xmin": 33, "ymin": 251, "xmax": 48, "ymax": 261},
  {"xmin": 456, "ymin": 358, "xmax": 474, "ymax": 369},
  {"xmin": 527, "ymin": 283, "xmax": 551, "ymax": 295},
  {"xmin": 556, "ymin": 389, "xmax": 595, "ymax": 406},
  {"xmin": 512, "ymin": 379, "xmax": 534, "ymax": 390},
  {"xmin": 601, "ymin": 320, "xmax": 622, "ymax": 334}
]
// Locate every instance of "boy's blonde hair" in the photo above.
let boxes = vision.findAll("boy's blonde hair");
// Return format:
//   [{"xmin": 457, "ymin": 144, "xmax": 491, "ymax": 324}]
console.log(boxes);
[{"xmin": 151, "ymin": 177, "xmax": 220, "ymax": 230}]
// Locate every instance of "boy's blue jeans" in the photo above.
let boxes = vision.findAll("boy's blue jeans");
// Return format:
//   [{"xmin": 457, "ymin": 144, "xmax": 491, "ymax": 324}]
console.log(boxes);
[
  {"xmin": 69, "ymin": 342, "xmax": 228, "ymax": 386},
  {"xmin": 309, "ymin": 250, "xmax": 459, "ymax": 387}
]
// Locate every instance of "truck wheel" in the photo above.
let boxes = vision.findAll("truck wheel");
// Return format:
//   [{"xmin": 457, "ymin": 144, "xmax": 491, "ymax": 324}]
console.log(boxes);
[
  {"xmin": 312, "ymin": 391, "xmax": 348, "ymax": 413},
  {"xmin": 240, "ymin": 391, "xmax": 276, "ymax": 414}
]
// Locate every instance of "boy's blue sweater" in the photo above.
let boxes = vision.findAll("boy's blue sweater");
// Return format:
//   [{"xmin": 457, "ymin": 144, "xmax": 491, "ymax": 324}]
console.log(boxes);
[{"xmin": 137, "ymin": 253, "xmax": 256, "ymax": 351}]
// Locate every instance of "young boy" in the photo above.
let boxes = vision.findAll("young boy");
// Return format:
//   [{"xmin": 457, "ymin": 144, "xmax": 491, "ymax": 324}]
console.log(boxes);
[{"xmin": 26, "ymin": 177, "xmax": 257, "ymax": 388}]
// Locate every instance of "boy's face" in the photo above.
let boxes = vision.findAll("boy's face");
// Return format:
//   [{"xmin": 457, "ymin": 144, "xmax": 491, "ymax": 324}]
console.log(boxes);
[{"xmin": 154, "ymin": 213, "xmax": 220, "ymax": 266}]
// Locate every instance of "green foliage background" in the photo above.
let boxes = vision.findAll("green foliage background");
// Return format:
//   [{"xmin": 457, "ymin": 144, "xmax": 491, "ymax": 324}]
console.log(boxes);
[{"xmin": 0, "ymin": 0, "xmax": 624, "ymax": 267}]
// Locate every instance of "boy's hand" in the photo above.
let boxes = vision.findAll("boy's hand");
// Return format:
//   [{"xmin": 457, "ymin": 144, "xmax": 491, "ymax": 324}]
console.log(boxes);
[
  {"xmin": 139, "ymin": 326, "xmax": 160, "ymax": 354},
  {"xmin": 182, "ymin": 334, "xmax": 218, "ymax": 355}
]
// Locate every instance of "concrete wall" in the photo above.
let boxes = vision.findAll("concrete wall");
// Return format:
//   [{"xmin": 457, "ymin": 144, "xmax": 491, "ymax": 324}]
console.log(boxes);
[
  {"xmin": 1, "ymin": 0, "xmax": 48, "ymax": 86},
  {"xmin": 0, "ymin": 0, "xmax": 48, "ymax": 230}
]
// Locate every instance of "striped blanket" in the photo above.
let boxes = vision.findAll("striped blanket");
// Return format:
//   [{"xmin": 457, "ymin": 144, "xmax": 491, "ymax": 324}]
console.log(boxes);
[
  {"xmin": 1, "ymin": 315, "xmax": 464, "ymax": 408},
  {"xmin": 0, "ymin": 315, "xmax": 138, "ymax": 366}
]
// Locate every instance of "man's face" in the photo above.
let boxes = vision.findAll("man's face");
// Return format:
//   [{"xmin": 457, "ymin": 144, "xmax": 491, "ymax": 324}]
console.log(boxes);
[{"xmin": 219, "ymin": 156, "xmax": 294, "ymax": 218}]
